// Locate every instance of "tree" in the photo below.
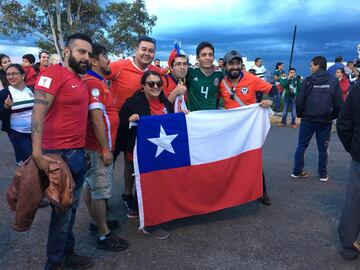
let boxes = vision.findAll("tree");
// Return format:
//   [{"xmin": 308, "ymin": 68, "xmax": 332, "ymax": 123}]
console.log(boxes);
[{"xmin": 0, "ymin": 0, "xmax": 157, "ymax": 58}]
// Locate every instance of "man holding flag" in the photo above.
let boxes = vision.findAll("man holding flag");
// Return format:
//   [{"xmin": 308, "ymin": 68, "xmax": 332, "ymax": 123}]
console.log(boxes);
[{"xmin": 218, "ymin": 50, "xmax": 274, "ymax": 205}]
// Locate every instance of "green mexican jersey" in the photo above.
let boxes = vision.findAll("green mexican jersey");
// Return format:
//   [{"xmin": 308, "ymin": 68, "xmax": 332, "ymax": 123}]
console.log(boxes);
[{"xmin": 186, "ymin": 67, "xmax": 224, "ymax": 111}]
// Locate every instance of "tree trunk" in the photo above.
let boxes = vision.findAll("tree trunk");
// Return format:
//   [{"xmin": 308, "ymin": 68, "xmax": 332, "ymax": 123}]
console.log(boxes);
[
  {"xmin": 44, "ymin": 4, "xmax": 62, "ymax": 59},
  {"xmin": 55, "ymin": 0, "xmax": 65, "ymax": 58}
]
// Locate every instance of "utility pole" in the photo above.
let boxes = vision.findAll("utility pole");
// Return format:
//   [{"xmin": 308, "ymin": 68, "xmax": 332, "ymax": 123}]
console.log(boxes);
[{"xmin": 289, "ymin": 25, "xmax": 297, "ymax": 71}]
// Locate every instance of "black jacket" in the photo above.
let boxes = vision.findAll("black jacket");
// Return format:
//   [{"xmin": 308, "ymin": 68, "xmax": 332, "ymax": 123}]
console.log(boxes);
[
  {"xmin": 296, "ymin": 70, "xmax": 343, "ymax": 123},
  {"xmin": 119, "ymin": 90, "xmax": 174, "ymax": 153},
  {"xmin": 0, "ymin": 88, "xmax": 12, "ymax": 133},
  {"xmin": 337, "ymin": 83, "xmax": 360, "ymax": 162}
]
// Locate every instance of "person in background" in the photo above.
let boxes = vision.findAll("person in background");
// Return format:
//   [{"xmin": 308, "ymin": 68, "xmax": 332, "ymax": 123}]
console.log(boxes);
[
  {"xmin": 346, "ymin": 61, "xmax": 359, "ymax": 86},
  {"xmin": 278, "ymin": 68, "xmax": 301, "ymax": 128},
  {"xmin": 0, "ymin": 64, "xmax": 33, "ymax": 166},
  {"xmin": 328, "ymin": 56, "xmax": 345, "ymax": 77},
  {"xmin": 153, "ymin": 58, "xmax": 161, "ymax": 68},
  {"xmin": 273, "ymin": 62, "xmax": 286, "ymax": 112},
  {"xmin": 33, "ymin": 50, "xmax": 50, "ymax": 74},
  {"xmin": 335, "ymin": 68, "xmax": 350, "ymax": 101},
  {"xmin": 22, "ymin": 54, "xmax": 37, "ymax": 89},
  {"xmin": 49, "ymin": 54, "xmax": 61, "ymax": 65},
  {"xmin": 0, "ymin": 54, "xmax": 12, "ymax": 90}
]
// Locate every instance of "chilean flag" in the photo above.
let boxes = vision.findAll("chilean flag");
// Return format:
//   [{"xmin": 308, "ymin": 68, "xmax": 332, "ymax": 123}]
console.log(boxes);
[{"xmin": 134, "ymin": 104, "xmax": 271, "ymax": 228}]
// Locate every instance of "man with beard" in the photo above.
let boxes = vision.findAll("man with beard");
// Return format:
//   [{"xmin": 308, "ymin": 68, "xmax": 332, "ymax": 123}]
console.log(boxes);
[
  {"xmin": 82, "ymin": 44, "xmax": 129, "ymax": 252},
  {"xmin": 32, "ymin": 33, "xmax": 94, "ymax": 269},
  {"xmin": 105, "ymin": 35, "xmax": 160, "ymax": 214},
  {"xmin": 218, "ymin": 50, "xmax": 273, "ymax": 205},
  {"xmin": 186, "ymin": 41, "xmax": 224, "ymax": 111},
  {"xmin": 162, "ymin": 44, "xmax": 188, "ymax": 112}
]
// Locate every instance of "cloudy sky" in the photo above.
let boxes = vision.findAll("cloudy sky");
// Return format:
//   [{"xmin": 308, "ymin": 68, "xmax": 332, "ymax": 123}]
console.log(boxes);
[{"xmin": 1, "ymin": 0, "xmax": 359, "ymax": 76}]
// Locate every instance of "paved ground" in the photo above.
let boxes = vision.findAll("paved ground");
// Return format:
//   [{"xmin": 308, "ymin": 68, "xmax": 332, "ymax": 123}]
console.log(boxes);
[{"xmin": 0, "ymin": 121, "xmax": 359, "ymax": 270}]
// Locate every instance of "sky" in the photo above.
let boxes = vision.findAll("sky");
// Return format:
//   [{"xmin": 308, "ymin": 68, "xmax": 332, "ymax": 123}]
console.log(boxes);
[{"xmin": 1, "ymin": 0, "xmax": 359, "ymax": 76}]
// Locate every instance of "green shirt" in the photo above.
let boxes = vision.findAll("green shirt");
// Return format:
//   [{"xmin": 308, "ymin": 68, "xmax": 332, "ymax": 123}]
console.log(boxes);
[{"xmin": 186, "ymin": 67, "xmax": 224, "ymax": 111}]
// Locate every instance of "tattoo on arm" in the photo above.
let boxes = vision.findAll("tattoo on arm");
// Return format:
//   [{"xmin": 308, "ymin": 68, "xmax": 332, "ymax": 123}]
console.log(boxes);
[
  {"xmin": 34, "ymin": 90, "xmax": 49, "ymax": 106},
  {"xmin": 31, "ymin": 120, "xmax": 41, "ymax": 134}
]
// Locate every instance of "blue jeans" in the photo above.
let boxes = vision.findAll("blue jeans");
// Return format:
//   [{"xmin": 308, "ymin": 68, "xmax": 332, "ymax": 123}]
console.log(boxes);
[
  {"xmin": 7, "ymin": 129, "xmax": 32, "ymax": 164},
  {"xmin": 293, "ymin": 120, "xmax": 332, "ymax": 178},
  {"xmin": 281, "ymin": 98, "xmax": 296, "ymax": 124},
  {"xmin": 273, "ymin": 86, "xmax": 282, "ymax": 112},
  {"xmin": 43, "ymin": 148, "xmax": 85, "ymax": 270}
]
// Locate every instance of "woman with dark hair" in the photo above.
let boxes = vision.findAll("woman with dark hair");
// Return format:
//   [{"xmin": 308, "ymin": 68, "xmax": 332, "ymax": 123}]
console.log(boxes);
[
  {"xmin": 119, "ymin": 70, "xmax": 174, "ymax": 240},
  {"xmin": 0, "ymin": 54, "xmax": 12, "ymax": 90},
  {"xmin": 273, "ymin": 62, "xmax": 285, "ymax": 111},
  {"xmin": 0, "ymin": 64, "xmax": 33, "ymax": 165},
  {"xmin": 335, "ymin": 68, "xmax": 350, "ymax": 101}
]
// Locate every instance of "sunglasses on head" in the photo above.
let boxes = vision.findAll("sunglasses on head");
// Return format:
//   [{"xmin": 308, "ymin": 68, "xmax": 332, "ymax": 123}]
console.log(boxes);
[{"xmin": 145, "ymin": 81, "xmax": 163, "ymax": 88}]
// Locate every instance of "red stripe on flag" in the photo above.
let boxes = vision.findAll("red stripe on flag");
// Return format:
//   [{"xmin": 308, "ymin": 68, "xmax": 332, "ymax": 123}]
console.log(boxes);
[{"xmin": 139, "ymin": 148, "xmax": 263, "ymax": 227}]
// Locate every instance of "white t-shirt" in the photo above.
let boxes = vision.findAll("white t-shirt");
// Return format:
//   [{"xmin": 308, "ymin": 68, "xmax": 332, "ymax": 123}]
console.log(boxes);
[
  {"xmin": 251, "ymin": 65, "xmax": 267, "ymax": 80},
  {"xmin": 8, "ymin": 85, "xmax": 34, "ymax": 133}
]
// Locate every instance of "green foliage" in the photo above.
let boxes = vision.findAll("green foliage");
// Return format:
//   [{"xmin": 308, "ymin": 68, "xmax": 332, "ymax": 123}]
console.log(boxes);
[{"xmin": 0, "ymin": 0, "xmax": 157, "ymax": 57}]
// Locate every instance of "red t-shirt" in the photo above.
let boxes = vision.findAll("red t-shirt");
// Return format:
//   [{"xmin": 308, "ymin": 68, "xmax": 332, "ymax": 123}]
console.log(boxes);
[
  {"xmin": 23, "ymin": 66, "xmax": 37, "ymax": 88},
  {"xmin": 219, "ymin": 72, "xmax": 272, "ymax": 109},
  {"xmin": 105, "ymin": 58, "xmax": 161, "ymax": 111},
  {"xmin": 148, "ymin": 97, "xmax": 168, "ymax": 115},
  {"xmin": 82, "ymin": 73, "xmax": 119, "ymax": 152},
  {"xmin": 34, "ymin": 64, "xmax": 88, "ymax": 149}
]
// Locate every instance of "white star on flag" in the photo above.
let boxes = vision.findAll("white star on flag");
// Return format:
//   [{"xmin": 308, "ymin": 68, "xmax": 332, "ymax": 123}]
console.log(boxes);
[{"xmin": 147, "ymin": 125, "xmax": 179, "ymax": 158}]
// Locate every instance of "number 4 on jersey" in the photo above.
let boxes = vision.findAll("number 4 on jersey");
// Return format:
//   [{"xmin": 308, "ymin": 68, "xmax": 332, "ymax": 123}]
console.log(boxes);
[{"xmin": 201, "ymin": 86, "xmax": 209, "ymax": 99}]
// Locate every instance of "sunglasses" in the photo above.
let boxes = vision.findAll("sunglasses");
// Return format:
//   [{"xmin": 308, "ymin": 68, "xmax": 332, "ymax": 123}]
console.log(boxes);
[{"xmin": 145, "ymin": 81, "xmax": 163, "ymax": 88}]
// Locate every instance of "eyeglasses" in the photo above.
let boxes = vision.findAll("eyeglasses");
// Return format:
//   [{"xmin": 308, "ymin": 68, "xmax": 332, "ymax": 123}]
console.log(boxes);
[
  {"xmin": 145, "ymin": 81, "xmax": 163, "ymax": 88},
  {"xmin": 6, "ymin": 72, "xmax": 21, "ymax": 77}
]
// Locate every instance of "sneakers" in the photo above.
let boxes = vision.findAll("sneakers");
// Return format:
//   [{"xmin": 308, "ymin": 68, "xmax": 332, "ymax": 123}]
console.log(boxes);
[
  {"xmin": 340, "ymin": 241, "xmax": 360, "ymax": 260},
  {"xmin": 89, "ymin": 220, "xmax": 120, "ymax": 236},
  {"xmin": 64, "ymin": 250, "xmax": 95, "ymax": 269},
  {"xmin": 260, "ymin": 192, "xmax": 271, "ymax": 206},
  {"xmin": 142, "ymin": 226, "xmax": 169, "ymax": 240},
  {"xmin": 121, "ymin": 193, "xmax": 133, "ymax": 209},
  {"xmin": 96, "ymin": 232, "xmax": 129, "ymax": 252},
  {"xmin": 291, "ymin": 172, "xmax": 310, "ymax": 179},
  {"xmin": 320, "ymin": 176, "xmax": 329, "ymax": 182},
  {"xmin": 127, "ymin": 209, "xmax": 139, "ymax": 219},
  {"xmin": 277, "ymin": 123, "xmax": 286, "ymax": 127}
]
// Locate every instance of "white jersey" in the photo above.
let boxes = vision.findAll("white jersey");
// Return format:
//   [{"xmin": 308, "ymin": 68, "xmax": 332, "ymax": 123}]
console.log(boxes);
[{"xmin": 251, "ymin": 65, "xmax": 267, "ymax": 81}]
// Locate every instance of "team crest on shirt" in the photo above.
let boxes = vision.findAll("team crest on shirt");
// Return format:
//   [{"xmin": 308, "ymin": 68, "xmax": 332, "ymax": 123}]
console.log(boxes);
[
  {"xmin": 163, "ymin": 108, "xmax": 168, "ymax": 114},
  {"xmin": 213, "ymin": 78, "xmax": 219, "ymax": 87},
  {"xmin": 241, "ymin": 87, "xmax": 249, "ymax": 94},
  {"xmin": 38, "ymin": 76, "xmax": 52, "ymax": 89},
  {"xmin": 91, "ymin": 88, "xmax": 100, "ymax": 98}
]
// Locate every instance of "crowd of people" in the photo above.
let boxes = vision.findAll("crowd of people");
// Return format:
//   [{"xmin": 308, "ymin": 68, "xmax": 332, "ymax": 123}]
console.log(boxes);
[{"xmin": 1, "ymin": 32, "xmax": 360, "ymax": 269}]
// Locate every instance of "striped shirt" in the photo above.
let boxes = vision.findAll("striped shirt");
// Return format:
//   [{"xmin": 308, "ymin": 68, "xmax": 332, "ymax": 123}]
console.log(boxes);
[{"xmin": 9, "ymin": 85, "xmax": 34, "ymax": 133}]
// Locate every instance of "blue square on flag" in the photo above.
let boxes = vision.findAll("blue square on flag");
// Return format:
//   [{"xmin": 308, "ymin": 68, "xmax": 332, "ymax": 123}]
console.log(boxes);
[{"xmin": 136, "ymin": 113, "xmax": 191, "ymax": 174}]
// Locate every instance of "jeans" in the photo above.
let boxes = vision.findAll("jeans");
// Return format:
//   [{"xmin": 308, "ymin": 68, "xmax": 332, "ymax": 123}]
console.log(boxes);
[
  {"xmin": 338, "ymin": 160, "xmax": 360, "ymax": 259},
  {"xmin": 43, "ymin": 148, "xmax": 86, "ymax": 270},
  {"xmin": 293, "ymin": 120, "xmax": 332, "ymax": 178},
  {"xmin": 281, "ymin": 98, "xmax": 296, "ymax": 124},
  {"xmin": 7, "ymin": 129, "xmax": 32, "ymax": 164},
  {"xmin": 274, "ymin": 88, "xmax": 283, "ymax": 112}
]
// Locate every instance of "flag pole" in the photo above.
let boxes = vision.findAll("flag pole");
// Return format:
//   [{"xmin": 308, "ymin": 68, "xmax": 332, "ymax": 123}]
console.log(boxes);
[{"xmin": 289, "ymin": 25, "xmax": 297, "ymax": 71}]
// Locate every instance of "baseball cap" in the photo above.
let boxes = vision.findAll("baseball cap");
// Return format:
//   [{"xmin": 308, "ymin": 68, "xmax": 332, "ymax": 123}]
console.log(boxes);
[{"xmin": 223, "ymin": 50, "xmax": 242, "ymax": 63}]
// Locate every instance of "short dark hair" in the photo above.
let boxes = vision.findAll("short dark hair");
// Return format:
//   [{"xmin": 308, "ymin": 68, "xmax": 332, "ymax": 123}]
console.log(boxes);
[
  {"xmin": 91, "ymin": 44, "xmax": 108, "ymax": 58},
  {"xmin": 140, "ymin": 70, "xmax": 162, "ymax": 85},
  {"xmin": 336, "ymin": 68, "xmax": 345, "ymax": 75},
  {"xmin": 65, "ymin": 33, "xmax": 92, "ymax": 47},
  {"xmin": 312, "ymin": 56, "xmax": 327, "ymax": 70},
  {"xmin": 289, "ymin": 67, "xmax": 296, "ymax": 72},
  {"xmin": 6, "ymin": 63, "xmax": 25, "ymax": 75},
  {"xmin": 196, "ymin": 41, "xmax": 214, "ymax": 57},
  {"xmin": 275, "ymin": 62, "xmax": 283, "ymax": 70},
  {"xmin": 154, "ymin": 58, "xmax": 160, "ymax": 62},
  {"xmin": 335, "ymin": 56, "xmax": 343, "ymax": 63},
  {"xmin": 39, "ymin": 51, "xmax": 49, "ymax": 59},
  {"xmin": 218, "ymin": 58, "xmax": 224, "ymax": 61},
  {"xmin": 347, "ymin": 61, "xmax": 353, "ymax": 66},
  {"xmin": 255, "ymin": 57, "xmax": 262, "ymax": 63},
  {"xmin": 22, "ymin": 54, "xmax": 36, "ymax": 64},
  {"xmin": 137, "ymin": 35, "xmax": 156, "ymax": 48}
]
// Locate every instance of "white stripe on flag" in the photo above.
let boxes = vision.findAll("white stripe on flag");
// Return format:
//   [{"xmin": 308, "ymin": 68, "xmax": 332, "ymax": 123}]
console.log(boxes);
[{"xmin": 186, "ymin": 104, "xmax": 271, "ymax": 166}]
